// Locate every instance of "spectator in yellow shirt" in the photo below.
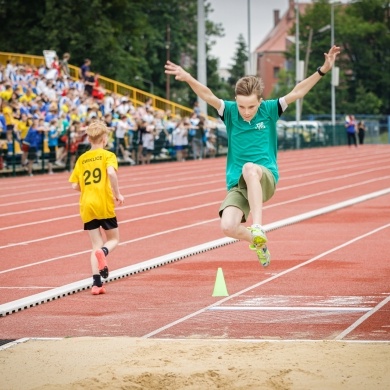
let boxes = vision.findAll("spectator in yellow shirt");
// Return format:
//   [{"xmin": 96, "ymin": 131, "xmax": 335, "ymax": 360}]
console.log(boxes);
[
  {"xmin": 2, "ymin": 100, "xmax": 15, "ymax": 142},
  {"xmin": 0, "ymin": 84, "xmax": 13, "ymax": 102},
  {"xmin": 19, "ymin": 88, "xmax": 37, "ymax": 103}
]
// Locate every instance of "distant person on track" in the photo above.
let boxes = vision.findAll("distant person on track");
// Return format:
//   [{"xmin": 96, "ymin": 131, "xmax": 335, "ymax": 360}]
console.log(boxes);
[
  {"xmin": 165, "ymin": 45, "xmax": 340, "ymax": 268},
  {"xmin": 69, "ymin": 120, "xmax": 125, "ymax": 295},
  {"xmin": 357, "ymin": 120, "xmax": 366, "ymax": 145},
  {"xmin": 345, "ymin": 115, "xmax": 357, "ymax": 147}
]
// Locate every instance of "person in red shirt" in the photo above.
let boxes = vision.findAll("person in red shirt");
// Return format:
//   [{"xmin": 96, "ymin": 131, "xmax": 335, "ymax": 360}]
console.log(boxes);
[{"xmin": 51, "ymin": 56, "xmax": 61, "ymax": 79}]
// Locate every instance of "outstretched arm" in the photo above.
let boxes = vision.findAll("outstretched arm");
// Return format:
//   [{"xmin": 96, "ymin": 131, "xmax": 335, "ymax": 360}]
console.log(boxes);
[
  {"xmin": 284, "ymin": 45, "xmax": 341, "ymax": 105},
  {"xmin": 165, "ymin": 61, "xmax": 221, "ymax": 111}
]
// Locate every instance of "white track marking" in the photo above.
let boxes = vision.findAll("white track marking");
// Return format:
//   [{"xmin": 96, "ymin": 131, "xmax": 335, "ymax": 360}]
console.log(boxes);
[
  {"xmin": 208, "ymin": 307, "xmax": 371, "ymax": 312},
  {"xmin": 142, "ymin": 222, "xmax": 390, "ymax": 338},
  {"xmin": 0, "ymin": 218, "xmax": 219, "ymax": 275},
  {"xmin": 0, "ymin": 188, "xmax": 390, "ymax": 274},
  {"xmin": 0, "ymin": 200, "xmax": 220, "ymax": 235},
  {"xmin": 1, "ymin": 187, "xmax": 389, "ymax": 270},
  {"xmin": 0, "ymin": 163, "xmax": 385, "ymax": 213},
  {"xmin": 0, "ymin": 233, "xmax": 232, "ymax": 316},
  {"xmin": 0, "ymin": 187, "xmax": 224, "ymax": 217},
  {"xmin": 0, "ymin": 171, "xmax": 222, "ymax": 200},
  {"xmin": 0, "ymin": 230, "xmax": 83, "ymax": 250},
  {"xmin": 1, "ymin": 193, "xmax": 389, "ymax": 317},
  {"xmin": 0, "ymin": 177, "xmax": 224, "ymax": 208},
  {"xmin": 1, "ymin": 174, "xmax": 389, "ymax": 234},
  {"xmin": 280, "ymin": 170, "xmax": 390, "ymax": 191},
  {"xmin": 269, "ymin": 176, "xmax": 390, "ymax": 207},
  {"xmin": 334, "ymin": 295, "xmax": 390, "ymax": 340}
]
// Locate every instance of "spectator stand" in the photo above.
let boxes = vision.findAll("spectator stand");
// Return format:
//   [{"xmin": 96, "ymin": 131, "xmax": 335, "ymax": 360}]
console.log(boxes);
[{"xmin": 0, "ymin": 51, "xmax": 223, "ymax": 177}]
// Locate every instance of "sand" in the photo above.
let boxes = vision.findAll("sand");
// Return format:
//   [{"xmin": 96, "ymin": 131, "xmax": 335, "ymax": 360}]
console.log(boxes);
[{"xmin": 1, "ymin": 337, "xmax": 389, "ymax": 389}]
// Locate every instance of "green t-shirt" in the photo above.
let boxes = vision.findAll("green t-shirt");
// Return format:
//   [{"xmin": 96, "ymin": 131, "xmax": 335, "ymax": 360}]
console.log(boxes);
[{"xmin": 222, "ymin": 99, "xmax": 280, "ymax": 190}]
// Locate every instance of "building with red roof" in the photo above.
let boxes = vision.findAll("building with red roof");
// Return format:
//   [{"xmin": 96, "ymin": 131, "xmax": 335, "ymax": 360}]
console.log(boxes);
[{"xmin": 254, "ymin": 0, "xmax": 310, "ymax": 98}]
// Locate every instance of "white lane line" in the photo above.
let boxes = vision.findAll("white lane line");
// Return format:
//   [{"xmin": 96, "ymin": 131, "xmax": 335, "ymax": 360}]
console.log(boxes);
[
  {"xmin": 0, "ymin": 235, "xmax": 234, "ymax": 316},
  {"xmin": 1, "ymin": 187, "xmax": 389, "ymax": 273},
  {"xmin": 0, "ymin": 218, "xmax": 219, "ymax": 275},
  {"xmin": 0, "ymin": 171, "xmax": 222, "ymax": 200},
  {"xmin": 1, "ymin": 173, "xmax": 389, "ymax": 236},
  {"xmin": 335, "ymin": 295, "xmax": 390, "ymax": 340},
  {"xmin": 0, "ymin": 230, "xmax": 82, "ymax": 251},
  {"xmin": 2, "ymin": 151, "xmax": 389, "ymax": 208},
  {"xmin": 0, "ymin": 198, "xmax": 221, "ymax": 233},
  {"xmin": 0, "ymin": 180, "xmax": 223, "ymax": 230},
  {"xmin": 269, "ymin": 176, "xmax": 390, "ymax": 208},
  {"xmin": 1, "ymin": 185, "xmax": 389, "ymax": 270},
  {"xmin": 142, "ymin": 222, "xmax": 390, "ymax": 338},
  {"xmin": 1, "ymin": 190, "xmax": 389, "ymax": 317},
  {"xmin": 0, "ymin": 187, "xmax": 224, "ymax": 218},
  {"xmin": 280, "ymin": 170, "xmax": 390, "ymax": 191},
  {"xmin": 208, "ymin": 307, "xmax": 371, "ymax": 312}
]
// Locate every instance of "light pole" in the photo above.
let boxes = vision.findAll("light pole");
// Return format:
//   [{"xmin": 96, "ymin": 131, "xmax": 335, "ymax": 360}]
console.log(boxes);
[
  {"xmin": 135, "ymin": 76, "xmax": 154, "ymax": 95},
  {"xmin": 248, "ymin": 0, "xmax": 251, "ymax": 73},
  {"xmin": 166, "ymin": 24, "xmax": 171, "ymax": 101},
  {"xmin": 330, "ymin": 1, "xmax": 342, "ymax": 145},
  {"xmin": 331, "ymin": 2, "xmax": 336, "ymax": 128},
  {"xmin": 197, "ymin": 0, "xmax": 207, "ymax": 115},
  {"xmin": 295, "ymin": 1, "xmax": 301, "ymax": 124}
]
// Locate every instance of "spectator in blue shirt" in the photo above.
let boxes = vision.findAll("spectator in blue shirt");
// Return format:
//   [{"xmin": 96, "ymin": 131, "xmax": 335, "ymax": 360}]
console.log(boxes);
[{"xmin": 24, "ymin": 117, "xmax": 43, "ymax": 176}]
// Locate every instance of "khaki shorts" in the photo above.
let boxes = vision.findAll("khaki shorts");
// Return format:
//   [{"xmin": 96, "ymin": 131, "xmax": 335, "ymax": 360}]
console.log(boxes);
[{"xmin": 219, "ymin": 166, "xmax": 276, "ymax": 223}]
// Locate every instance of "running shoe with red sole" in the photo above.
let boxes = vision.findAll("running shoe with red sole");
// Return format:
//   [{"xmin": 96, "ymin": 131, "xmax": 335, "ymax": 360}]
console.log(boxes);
[
  {"xmin": 95, "ymin": 249, "xmax": 109, "ymax": 279},
  {"xmin": 91, "ymin": 285, "xmax": 106, "ymax": 295}
]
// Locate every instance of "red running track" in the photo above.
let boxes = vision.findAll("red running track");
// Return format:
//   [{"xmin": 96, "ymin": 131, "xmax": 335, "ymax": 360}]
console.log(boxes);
[{"xmin": 0, "ymin": 145, "xmax": 389, "ymax": 340}]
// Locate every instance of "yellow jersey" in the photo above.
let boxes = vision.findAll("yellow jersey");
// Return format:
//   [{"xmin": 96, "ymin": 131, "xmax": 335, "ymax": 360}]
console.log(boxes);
[
  {"xmin": 16, "ymin": 120, "xmax": 29, "ymax": 139},
  {"xmin": 69, "ymin": 148, "xmax": 118, "ymax": 223}
]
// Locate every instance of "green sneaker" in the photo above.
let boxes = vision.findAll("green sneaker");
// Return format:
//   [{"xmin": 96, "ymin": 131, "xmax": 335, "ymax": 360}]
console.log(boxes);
[
  {"xmin": 247, "ymin": 225, "xmax": 268, "ymax": 247},
  {"xmin": 247, "ymin": 226, "xmax": 270, "ymax": 267},
  {"xmin": 249, "ymin": 244, "xmax": 271, "ymax": 267}
]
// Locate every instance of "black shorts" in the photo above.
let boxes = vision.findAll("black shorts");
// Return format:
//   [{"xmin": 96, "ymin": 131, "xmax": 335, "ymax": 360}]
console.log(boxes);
[
  {"xmin": 28, "ymin": 147, "xmax": 37, "ymax": 161},
  {"xmin": 49, "ymin": 146, "xmax": 56, "ymax": 163},
  {"xmin": 117, "ymin": 138, "xmax": 126, "ymax": 148},
  {"xmin": 84, "ymin": 217, "xmax": 118, "ymax": 231},
  {"xmin": 58, "ymin": 138, "xmax": 66, "ymax": 148}
]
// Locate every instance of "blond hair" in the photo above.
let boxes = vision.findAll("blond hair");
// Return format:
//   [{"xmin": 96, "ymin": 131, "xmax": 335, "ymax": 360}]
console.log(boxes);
[
  {"xmin": 235, "ymin": 76, "xmax": 264, "ymax": 101},
  {"xmin": 86, "ymin": 120, "xmax": 109, "ymax": 143}
]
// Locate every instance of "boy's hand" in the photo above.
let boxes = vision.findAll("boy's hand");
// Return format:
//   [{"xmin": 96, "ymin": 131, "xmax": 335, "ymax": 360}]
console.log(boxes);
[
  {"xmin": 115, "ymin": 194, "xmax": 125, "ymax": 205},
  {"xmin": 321, "ymin": 45, "xmax": 341, "ymax": 73},
  {"xmin": 165, "ymin": 61, "xmax": 190, "ymax": 82}
]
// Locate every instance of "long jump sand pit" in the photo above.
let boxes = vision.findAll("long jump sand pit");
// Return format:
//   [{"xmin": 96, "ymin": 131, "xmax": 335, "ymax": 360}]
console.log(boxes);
[{"xmin": 1, "ymin": 337, "xmax": 389, "ymax": 389}]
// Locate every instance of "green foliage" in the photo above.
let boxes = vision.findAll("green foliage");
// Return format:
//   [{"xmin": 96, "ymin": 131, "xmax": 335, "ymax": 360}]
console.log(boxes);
[
  {"xmin": 273, "ymin": 0, "xmax": 390, "ymax": 115},
  {"xmin": 2, "ymin": 0, "xmax": 387, "ymax": 116},
  {"xmin": 228, "ymin": 34, "xmax": 248, "ymax": 87},
  {"xmin": 0, "ymin": 0, "xmax": 227, "ymax": 108}
]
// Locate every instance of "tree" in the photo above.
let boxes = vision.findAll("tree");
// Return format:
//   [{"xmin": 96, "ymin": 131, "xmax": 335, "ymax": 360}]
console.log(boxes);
[
  {"xmin": 271, "ymin": 0, "xmax": 389, "ymax": 116},
  {"xmin": 228, "ymin": 34, "xmax": 248, "ymax": 87},
  {"xmin": 0, "ymin": 0, "xmax": 227, "ymax": 108}
]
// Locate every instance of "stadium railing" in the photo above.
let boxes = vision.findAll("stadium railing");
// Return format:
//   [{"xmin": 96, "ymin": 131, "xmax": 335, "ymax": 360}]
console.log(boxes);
[{"xmin": 0, "ymin": 51, "xmax": 195, "ymax": 118}]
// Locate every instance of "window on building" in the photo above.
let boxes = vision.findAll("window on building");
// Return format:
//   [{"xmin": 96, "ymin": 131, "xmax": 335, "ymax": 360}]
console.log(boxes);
[{"xmin": 273, "ymin": 66, "xmax": 280, "ymax": 79}]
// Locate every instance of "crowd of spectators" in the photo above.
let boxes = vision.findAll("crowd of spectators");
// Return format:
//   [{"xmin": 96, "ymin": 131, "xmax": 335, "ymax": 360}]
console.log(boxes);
[{"xmin": 0, "ymin": 55, "xmax": 219, "ymax": 176}]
